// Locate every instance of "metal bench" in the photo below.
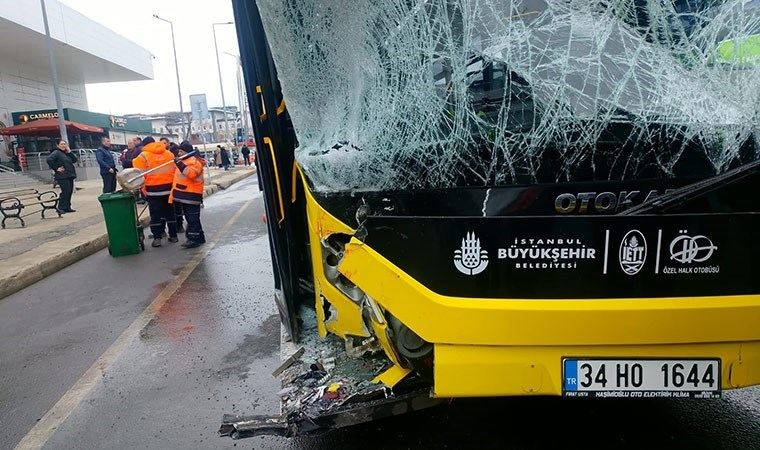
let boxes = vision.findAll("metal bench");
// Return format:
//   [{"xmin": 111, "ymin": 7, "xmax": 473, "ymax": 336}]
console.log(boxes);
[{"xmin": 0, "ymin": 188, "xmax": 61, "ymax": 228}]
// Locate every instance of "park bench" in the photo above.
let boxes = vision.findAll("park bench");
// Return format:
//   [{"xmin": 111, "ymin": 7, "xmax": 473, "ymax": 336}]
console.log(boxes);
[{"xmin": 0, "ymin": 188, "xmax": 61, "ymax": 228}]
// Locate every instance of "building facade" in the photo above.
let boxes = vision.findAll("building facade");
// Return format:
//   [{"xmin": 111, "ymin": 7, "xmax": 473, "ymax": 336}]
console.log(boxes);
[
  {"xmin": 131, "ymin": 107, "xmax": 243, "ymax": 145},
  {"xmin": 0, "ymin": 0, "xmax": 153, "ymax": 161},
  {"xmin": 12, "ymin": 108, "xmax": 154, "ymax": 150}
]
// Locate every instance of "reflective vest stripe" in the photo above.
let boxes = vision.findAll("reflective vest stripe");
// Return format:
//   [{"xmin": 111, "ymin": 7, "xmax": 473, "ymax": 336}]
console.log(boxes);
[
  {"xmin": 181, "ymin": 166, "xmax": 202, "ymax": 178},
  {"xmin": 145, "ymin": 183, "xmax": 173, "ymax": 196},
  {"xmin": 138, "ymin": 152, "xmax": 174, "ymax": 173},
  {"xmin": 175, "ymin": 170, "xmax": 203, "ymax": 182},
  {"xmin": 172, "ymin": 190, "xmax": 203, "ymax": 204}
]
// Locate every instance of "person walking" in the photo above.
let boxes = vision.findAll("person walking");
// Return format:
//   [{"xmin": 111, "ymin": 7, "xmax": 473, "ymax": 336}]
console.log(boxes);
[
  {"xmin": 95, "ymin": 136, "xmax": 117, "ymax": 193},
  {"xmin": 171, "ymin": 141, "xmax": 205, "ymax": 248},
  {"xmin": 46, "ymin": 139, "xmax": 78, "ymax": 214},
  {"xmin": 220, "ymin": 146, "xmax": 231, "ymax": 171},
  {"xmin": 241, "ymin": 145, "xmax": 251, "ymax": 166},
  {"xmin": 132, "ymin": 141, "xmax": 178, "ymax": 247},
  {"xmin": 10, "ymin": 153, "xmax": 21, "ymax": 171}
]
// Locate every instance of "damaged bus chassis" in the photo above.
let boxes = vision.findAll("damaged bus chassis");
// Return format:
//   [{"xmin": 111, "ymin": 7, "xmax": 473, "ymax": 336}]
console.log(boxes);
[{"xmin": 225, "ymin": 0, "xmax": 760, "ymax": 439}]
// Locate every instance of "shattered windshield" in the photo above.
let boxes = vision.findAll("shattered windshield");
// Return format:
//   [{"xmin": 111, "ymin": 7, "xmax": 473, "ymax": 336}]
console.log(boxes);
[{"xmin": 257, "ymin": 0, "xmax": 760, "ymax": 192}]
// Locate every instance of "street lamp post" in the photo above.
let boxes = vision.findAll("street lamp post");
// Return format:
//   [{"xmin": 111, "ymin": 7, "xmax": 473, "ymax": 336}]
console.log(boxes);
[
  {"xmin": 223, "ymin": 51, "xmax": 247, "ymax": 146},
  {"xmin": 40, "ymin": 0, "xmax": 68, "ymax": 143},
  {"xmin": 212, "ymin": 22, "xmax": 234, "ymax": 146},
  {"xmin": 153, "ymin": 14, "xmax": 187, "ymax": 140}
]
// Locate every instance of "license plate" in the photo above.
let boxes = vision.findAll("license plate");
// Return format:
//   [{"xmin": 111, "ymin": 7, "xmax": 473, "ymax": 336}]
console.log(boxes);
[{"xmin": 562, "ymin": 359, "xmax": 721, "ymax": 398}]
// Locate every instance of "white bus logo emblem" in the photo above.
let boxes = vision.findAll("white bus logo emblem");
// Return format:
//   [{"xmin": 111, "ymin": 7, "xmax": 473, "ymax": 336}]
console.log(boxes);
[
  {"xmin": 619, "ymin": 230, "xmax": 647, "ymax": 275},
  {"xmin": 454, "ymin": 232, "xmax": 489, "ymax": 275}
]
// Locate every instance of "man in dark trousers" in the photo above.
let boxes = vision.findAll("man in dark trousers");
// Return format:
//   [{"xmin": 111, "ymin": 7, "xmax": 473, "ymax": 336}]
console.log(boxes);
[
  {"xmin": 240, "ymin": 145, "xmax": 251, "ymax": 166},
  {"xmin": 133, "ymin": 141, "xmax": 178, "ymax": 247},
  {"xmin": 220, "ymin": 146, "xmax": 231, "ymax": 170},
  {"xmin": 171, "ymin": 141, "xmax": 206, "ymax": 248},
  {"xmin": 46, "ymin": 139, "xmax": 78, "ymax": 214},
  {"xmin": 95, "ymin": 136, "xmax": 117, "ymax": 193}
]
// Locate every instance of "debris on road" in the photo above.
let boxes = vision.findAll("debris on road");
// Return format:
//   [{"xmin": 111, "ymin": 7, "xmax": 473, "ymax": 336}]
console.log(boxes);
[
  {"xmin": 219, "ymin": 306, "xmax": 442, "ymax": 438},
  {"xmin": 271, "ymin": 347, "xmax": 304, "ymax": 377}
]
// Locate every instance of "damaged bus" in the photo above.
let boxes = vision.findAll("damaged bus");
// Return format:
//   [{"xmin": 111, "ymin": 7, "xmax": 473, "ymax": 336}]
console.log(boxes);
[{"xmin": 221, "ymin": 0, "xmax": 760, "ymax": 438}]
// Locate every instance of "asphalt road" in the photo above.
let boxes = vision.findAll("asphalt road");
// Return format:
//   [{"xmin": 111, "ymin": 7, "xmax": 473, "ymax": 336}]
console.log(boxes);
[{"xmin": 1, "ymin": 176, "xmax": 759, "ymax": 449}]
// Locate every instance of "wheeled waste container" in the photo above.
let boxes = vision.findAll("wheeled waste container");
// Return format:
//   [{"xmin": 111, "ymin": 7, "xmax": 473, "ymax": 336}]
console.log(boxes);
[{"xmin": 98, "ymin": 192, "xmax": 145, "ymax": 257}]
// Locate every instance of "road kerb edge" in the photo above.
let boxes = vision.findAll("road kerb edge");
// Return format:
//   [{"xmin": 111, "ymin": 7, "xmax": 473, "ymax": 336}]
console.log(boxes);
[{"xmin": 0, "ymin": 172, "xmax": 255, "ymax": 300}]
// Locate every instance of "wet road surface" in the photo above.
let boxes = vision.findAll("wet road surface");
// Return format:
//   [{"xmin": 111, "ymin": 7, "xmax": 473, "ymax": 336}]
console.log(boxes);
[{"xmin": 1, "ymin": 176, "xmax": 759, "ymax": 449}]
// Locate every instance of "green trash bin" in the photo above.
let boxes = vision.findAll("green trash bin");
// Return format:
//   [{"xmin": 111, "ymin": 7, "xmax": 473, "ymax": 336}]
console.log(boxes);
[{"xmin": 98, "ymin": 192, "xmax": 144, "ymax": 257}]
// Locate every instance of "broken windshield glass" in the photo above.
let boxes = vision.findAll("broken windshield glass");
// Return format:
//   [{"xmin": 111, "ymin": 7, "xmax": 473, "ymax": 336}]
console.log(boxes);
[{"xmin": 257, "ymin": 0, "xmax": 760, "ymax": 192}]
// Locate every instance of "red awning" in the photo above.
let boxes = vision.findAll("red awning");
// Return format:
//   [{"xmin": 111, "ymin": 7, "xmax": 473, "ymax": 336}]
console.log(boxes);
[{"xmin": 0, "ymin": 118, "xmax": 104, "ymax": 137}]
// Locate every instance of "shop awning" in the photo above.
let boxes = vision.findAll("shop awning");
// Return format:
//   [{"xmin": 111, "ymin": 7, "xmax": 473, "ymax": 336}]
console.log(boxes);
[{"xmin": 0, "ymin": 118, "xmax": 104, "ymax": 137}]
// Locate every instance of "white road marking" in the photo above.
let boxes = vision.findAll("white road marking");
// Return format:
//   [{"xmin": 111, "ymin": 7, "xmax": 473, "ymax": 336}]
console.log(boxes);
[{"xmin": 14, "ymin": 198, "xmax": 255, "ymax": 450}]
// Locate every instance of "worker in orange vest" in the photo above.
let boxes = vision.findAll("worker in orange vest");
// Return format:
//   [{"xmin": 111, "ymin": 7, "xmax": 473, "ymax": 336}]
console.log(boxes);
[
  {"xmin": 132, "ymin": 141, "xmax": 178, "ymax": 247},
  {"xmin": 171, "ymin": 141, "xmax": 206, "ymax": 249}
]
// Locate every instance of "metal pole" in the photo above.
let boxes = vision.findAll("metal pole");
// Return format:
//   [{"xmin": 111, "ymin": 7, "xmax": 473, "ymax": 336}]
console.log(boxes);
[
  {"xmin": 154, "ymin": 15, "xmax": 187, "ymax": 140},
  {"xmin": 40, "ymin": 0, "xmax": 68, "ymax": 143},
  {"xmin": 199, "ymin": 119, "xmax": 210, "ymax": 180},
  {"xmin": 236, "ymin": 58, "xmax": 246, "ymax": 143},
  {"xmin": 223, "ymin": 51, "xmax": 246, "ymax": 145},
  {"xmin": 213, "ymin": 22, "xmax": 233, "ymax": 146}
]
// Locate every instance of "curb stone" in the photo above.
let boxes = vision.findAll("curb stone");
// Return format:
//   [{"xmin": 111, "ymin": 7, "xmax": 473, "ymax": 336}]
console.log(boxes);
[{"xmin": 0, "ymin": 171, "xmax": 255, "ymax": 300}]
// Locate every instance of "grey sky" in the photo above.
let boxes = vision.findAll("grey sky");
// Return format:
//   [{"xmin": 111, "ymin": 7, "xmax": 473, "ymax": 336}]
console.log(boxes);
[{"xmin": 60, "ymin": 0, "xmax": 242, "ymax": 116}]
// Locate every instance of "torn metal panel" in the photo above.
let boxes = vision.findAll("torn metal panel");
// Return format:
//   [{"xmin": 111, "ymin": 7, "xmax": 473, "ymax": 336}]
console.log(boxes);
[
  {"xmin": 303, "ymin": 171, "xmax": 371, "ymax": 340},
  {"xmin": 219, "ymin": 414, "xmax": 292, "ymax": 438},
  {"xmin": 219, "ymin": 388, "xmax": 443, "ymax": 438}
]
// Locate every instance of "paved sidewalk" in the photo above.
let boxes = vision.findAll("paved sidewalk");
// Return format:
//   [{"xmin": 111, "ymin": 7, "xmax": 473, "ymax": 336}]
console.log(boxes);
[{"xmin": 0, "ymin": 167, "xmax": 257, "ymax": 300}]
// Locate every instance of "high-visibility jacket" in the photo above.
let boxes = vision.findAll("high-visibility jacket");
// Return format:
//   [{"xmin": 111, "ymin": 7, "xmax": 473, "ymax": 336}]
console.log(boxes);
[
  {"xmin": 132, "ymin": 142, "xmax": 176, "ymax": 196},
  {"xmin": 171, "ymin": 155, "xmax": 205, "ymax": 205}
]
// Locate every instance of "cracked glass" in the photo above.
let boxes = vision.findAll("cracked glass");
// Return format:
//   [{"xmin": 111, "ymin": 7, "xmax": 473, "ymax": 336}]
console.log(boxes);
[{"xmin": 257, "ymin": 0, "xmax": 760, "ymax": 192}]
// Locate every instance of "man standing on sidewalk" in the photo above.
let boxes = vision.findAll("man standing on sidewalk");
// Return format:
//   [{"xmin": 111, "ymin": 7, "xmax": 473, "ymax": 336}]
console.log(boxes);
[
  {"xmin": 241, "ymin": 145, "xmax": 251, "ymax": 166},
  {"xmin": 220, "ymin": 146, "xmax": 231, "ymax": 171},
  {"xmin": 96, "ymin": 137, "xmax": 117, "ymax": 193},
  {"xmin": 124, "ymin": 136, "xmax": 151, "ymax": 169},
  {"xmin": 132, "ymin": 141, "xmax": 178, "ymax": 247},
  {"xmin": 126, "ymin": 136, "xmax": 152, "ymax": 204},
  {"xmin": 171, "ymin": 141, "xmax": 205, "ymax": 248},
  {"xmin": 46, "ymin": 139, "xmax": 78, "ymax": 214},
  {"xmin": 122, "ymin": 137, "xmax": 138, "ymax": 168}
]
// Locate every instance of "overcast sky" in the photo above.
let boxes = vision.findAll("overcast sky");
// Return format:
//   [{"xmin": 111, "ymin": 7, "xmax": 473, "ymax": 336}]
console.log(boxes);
[{"xmin": 60, "ymin": 0, "xmax": 242, "ymax": 116}]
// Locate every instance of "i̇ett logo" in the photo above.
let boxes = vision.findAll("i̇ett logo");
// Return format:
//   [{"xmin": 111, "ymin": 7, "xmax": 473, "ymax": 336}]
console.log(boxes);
[
  {"xmin": 670, "ymin": 231, "xmax": 717, "ymax": 264},
  {"xmin": 619, "ymin": 230, "xmax": 647, "ymax": 275},
  {"xmin": 454, "ymin": 232, "xmax": 489, "ymax": 275}
]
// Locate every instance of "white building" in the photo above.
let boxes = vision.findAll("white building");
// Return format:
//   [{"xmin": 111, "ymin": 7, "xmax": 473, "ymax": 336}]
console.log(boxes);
[
  {"xmin": 207, "ymin": 107, "xmax": 240, "ymax": 142},
  {"xmin": 125, "ymin": 113, "xmax": 184, "ymax": 141},
  {"xmin": 127, "ymin": 107, "xmax": 243, "ymax": 146},
  {"xmin": 0, "ymin": 0, "xmax": 153, "ymax": 159}
]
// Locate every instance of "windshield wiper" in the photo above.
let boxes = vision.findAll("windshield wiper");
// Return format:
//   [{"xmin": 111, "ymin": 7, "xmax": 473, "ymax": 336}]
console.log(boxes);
[{"xmin": 619, "ymin": 159, "xmax": 760, "ymax": 215}]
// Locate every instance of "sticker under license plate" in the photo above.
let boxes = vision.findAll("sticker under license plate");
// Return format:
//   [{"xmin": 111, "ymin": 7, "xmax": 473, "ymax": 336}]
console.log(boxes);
[{"xmin": 563, "ymin": 359, "xmax": 721, "ymax": 398}]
